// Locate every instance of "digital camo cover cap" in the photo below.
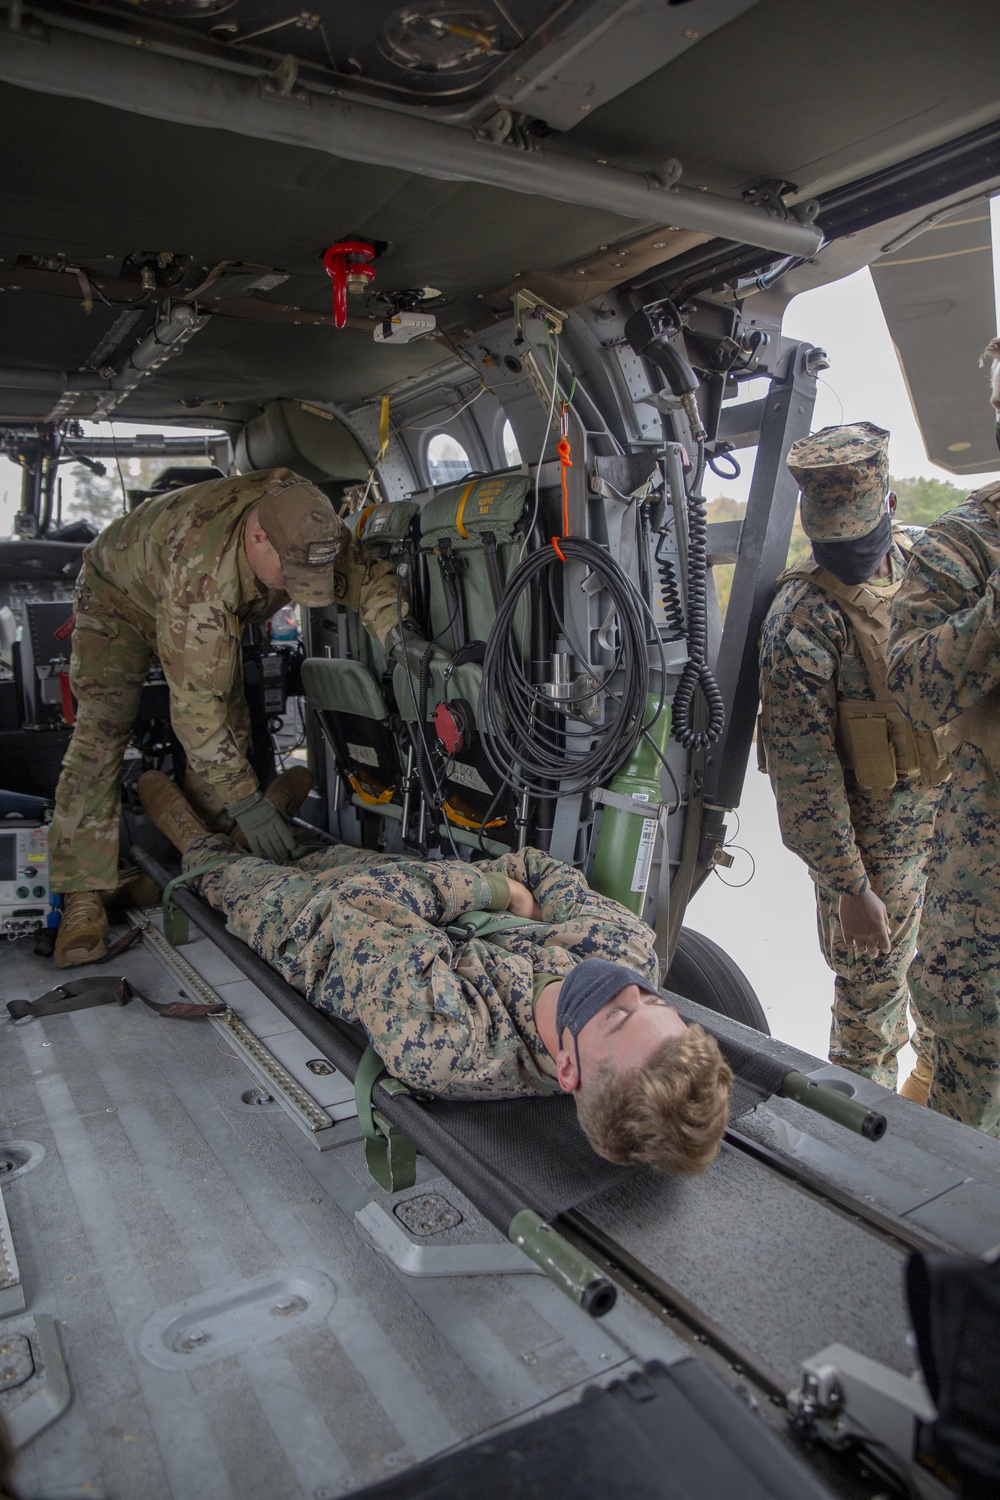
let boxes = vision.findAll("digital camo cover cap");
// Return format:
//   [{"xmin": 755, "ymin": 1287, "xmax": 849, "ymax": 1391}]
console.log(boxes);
[{"xmin": 786, "ymin": 422, "xmax": 890, "ymax": 541}]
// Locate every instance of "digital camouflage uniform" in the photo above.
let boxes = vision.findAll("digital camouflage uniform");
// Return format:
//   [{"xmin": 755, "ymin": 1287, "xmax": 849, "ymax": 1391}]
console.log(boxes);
[
  {"xmin": 49, "ymin": 469, "xmax": 402, "ymax": 894},
  {"xmin": 185, "ymin": 836, "xmax": 659, "ymax": 1098},
  {"xmin": 888, "ymin": 483, "xmax": 1000, "ymax": 1137},
  {"xmin": 760, "ymin": 549, "xmax": 942, "ymax": 1085},
  {"xmin": 759, "ymin": 424, "xmax": 944, "ymax": 1088}
]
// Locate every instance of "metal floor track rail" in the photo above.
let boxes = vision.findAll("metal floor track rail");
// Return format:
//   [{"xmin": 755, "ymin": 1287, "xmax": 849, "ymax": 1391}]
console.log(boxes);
[{"xmin": 131, "ymin": 848, "xmax": 618, "ymax": 1317}]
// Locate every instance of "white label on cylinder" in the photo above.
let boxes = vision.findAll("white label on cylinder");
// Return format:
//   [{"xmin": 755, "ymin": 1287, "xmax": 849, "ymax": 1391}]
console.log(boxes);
[{"xmin": 630, "ymin": 802, "xmax": 657, "ymax": 893}]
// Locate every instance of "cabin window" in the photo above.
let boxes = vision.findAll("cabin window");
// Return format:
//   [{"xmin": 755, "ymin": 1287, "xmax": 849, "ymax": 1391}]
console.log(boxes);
[
  {"xmin": 425, "ymin": 433, "xmax": 472, "ymax": 486},
  {"xmin": 501, "ymin": 419, "xmax": 522, "ymax": 466}
]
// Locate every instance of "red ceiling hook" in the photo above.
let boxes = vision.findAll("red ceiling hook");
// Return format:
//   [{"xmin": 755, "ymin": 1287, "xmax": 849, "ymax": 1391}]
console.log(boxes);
[{"xmin": 323, "ymin": 241, "xmax": 376, "ymax": 329}]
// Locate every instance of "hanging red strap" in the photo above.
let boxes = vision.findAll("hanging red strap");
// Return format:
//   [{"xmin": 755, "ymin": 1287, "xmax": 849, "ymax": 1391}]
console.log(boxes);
[
  {"xmin": 59, "ymin": 668, "xmax": 75, "ymax": 726},
  {"xmin": 552, "ymin": 403, "xmax": 572, "ymax": 561}
]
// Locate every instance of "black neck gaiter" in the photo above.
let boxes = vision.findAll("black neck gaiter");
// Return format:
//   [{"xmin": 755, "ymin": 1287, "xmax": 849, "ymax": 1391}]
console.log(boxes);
[{"xmin": 812, "ymin": 511, "xmax": 893, "ymax": 585}]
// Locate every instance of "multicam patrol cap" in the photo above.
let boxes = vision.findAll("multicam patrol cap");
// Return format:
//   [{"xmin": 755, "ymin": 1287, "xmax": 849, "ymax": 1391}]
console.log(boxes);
[
  {"xmin": 257, "ymin": 476, "xmax": 345, "ymax": 606},
  {"xmin": 786, "ymin": 422, "xmax": 890, "ymax": 540}
]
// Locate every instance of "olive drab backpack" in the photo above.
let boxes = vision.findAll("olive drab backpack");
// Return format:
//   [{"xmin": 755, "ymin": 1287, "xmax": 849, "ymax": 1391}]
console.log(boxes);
[{"xmin": 399, "ymin": 472, "xmax": 533, "ymax": 851}]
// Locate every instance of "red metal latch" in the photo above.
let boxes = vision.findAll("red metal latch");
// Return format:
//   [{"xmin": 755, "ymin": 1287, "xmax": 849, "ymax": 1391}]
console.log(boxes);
[{"xmin": 323, "ymin": 241, "xmax": 376, "ymax": 329}]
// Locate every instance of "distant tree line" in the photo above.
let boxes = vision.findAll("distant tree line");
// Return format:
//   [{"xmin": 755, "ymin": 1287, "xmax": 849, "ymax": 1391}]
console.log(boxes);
[{"xmin": 710, "ymin": 473, "xmax": 971, "ymax": 618}]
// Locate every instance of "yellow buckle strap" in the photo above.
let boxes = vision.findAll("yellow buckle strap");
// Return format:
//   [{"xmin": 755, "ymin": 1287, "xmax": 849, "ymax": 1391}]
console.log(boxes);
[
  {"xmin": 348, "ymin": 774, "xmax": 394, "ymax": 806},
  {"xmin": 443, "ymin": 798, "xmax": 505, "ymax": 831},
  {"xmin": 454, "ymin": 480, "xmax": 476, "ymax": 540}
]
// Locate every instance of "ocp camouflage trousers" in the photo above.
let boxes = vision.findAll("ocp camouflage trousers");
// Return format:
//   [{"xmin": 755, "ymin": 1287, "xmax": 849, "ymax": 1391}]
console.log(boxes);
[
  {"xmin": 48, "ymin": 608, "xmax": 154, "ymax": 892},
  {"xmin": 909, "ymin": 745, "xmax": 1000, "ymax": 1138},
  {"xmin": 49, "ymin": 579, "xmax": 250, "ymax": 893}
]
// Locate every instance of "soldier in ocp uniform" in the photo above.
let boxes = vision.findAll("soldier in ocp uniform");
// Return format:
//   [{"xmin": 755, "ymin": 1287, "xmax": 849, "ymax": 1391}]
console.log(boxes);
[
  {"xmin": 136, "ymin": 770, "xmax": 733, "ymax": 1177},
  {"xmin": 49, "ymin": 468, "xmax": 404, "ymax": 968},
  {"xmin": 887, "ymin": 339, "xmax": 1000, "ymax": 1138},
  {"xmin": 759, "ymin": 424, "xmax": 948, "ymax": 1095}
]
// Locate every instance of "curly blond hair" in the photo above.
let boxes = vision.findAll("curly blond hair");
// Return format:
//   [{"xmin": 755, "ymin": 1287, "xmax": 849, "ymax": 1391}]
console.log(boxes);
[
  {"xmin": 980, "ymin": 337, "xmax": 1000, "ymax": 369},
  {"xmin": 575, "ymin": 1022, "xmax": 733, "ymax": 1176}
]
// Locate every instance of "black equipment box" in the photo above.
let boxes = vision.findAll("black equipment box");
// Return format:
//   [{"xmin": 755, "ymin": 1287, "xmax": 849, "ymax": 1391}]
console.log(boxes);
[{"xmin": 350, "ymin": 1359, "xmax": 836, "ymax": 1500}]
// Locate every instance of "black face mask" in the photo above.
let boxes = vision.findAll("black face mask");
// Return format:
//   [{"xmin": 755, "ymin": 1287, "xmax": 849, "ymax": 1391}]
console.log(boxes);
[
  {"xmin": 554, "ymin": 958, "xmax": 649, "ymax": 1081},
  {"xmin": 812, "ymin": 511, "xmax": 893, "ymax": 585}
]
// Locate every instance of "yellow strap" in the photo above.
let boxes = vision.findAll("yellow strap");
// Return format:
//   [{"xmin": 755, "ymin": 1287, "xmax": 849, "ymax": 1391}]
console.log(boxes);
[
  {"xmin": 357, "ymin": 504, "xmax": 377, "ymax": 539},
  {"xmin": 348, "ymin": 774, "xmax": 394, "ymax": 806},
  {"xmin": 454, "ymin": 481, "xmax": 476, "ymax": 540},
  {"xmin": 378, "ymin": 396, "xmax": 390, "ymax": 462},
  {"xmin": 443, "ymin": 799, "xmax": 505, "ymax": 831}
]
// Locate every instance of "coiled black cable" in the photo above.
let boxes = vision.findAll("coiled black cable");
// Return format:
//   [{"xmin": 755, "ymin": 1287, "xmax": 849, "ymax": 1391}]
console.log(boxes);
[
  {"xmin": 479, "ymin": 536, "xmax": 664, "ymax": 798},
  {"xmin": 654, "ymin": 533, "xmax": 686, "ymax": 640},
  {"xmin": 670, "ymin": 443, "xmax": 726, "ymax": 751}
]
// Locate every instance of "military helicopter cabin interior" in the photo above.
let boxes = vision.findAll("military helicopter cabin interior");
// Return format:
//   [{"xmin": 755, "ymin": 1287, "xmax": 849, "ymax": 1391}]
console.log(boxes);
[{"xmin": 0, "ymin": 3, "xmax": 999, "ymax": 1498}]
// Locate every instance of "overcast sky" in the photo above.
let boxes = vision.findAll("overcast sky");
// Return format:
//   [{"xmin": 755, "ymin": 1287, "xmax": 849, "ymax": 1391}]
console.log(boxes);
[{"xmin": 2, "ymin": 196, "xmax": 998, "ymax": 534}]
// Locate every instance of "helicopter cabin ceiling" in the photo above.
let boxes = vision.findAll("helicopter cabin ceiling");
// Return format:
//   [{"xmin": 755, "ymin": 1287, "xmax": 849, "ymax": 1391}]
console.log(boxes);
[{"xmin": 0, "ymin": 0, "xmax": 997, "ymax": 431}]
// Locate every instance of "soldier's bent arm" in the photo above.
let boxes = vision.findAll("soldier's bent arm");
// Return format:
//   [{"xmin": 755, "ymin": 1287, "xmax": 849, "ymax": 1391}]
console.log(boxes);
[
  {"xmin": 492, "ymin": 847, "xmax": 661, "ymax": 984},
  {"xmin": 888, "ymin": 517, "xmax": 1000, "ymax": 730},
  {"xmin": 759, "ymin": 603, "xmax": 869, "ymax": 897},
  {"xmin": 330, "ymin": 874, "xmax": 519, "ymax": 1092},
  {"xmin": 156, "ymin": 596, "xmax": 259, "ymax": 804}
]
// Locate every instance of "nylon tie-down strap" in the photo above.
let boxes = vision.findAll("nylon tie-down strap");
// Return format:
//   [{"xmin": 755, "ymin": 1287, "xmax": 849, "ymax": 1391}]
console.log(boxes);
[
  {"xmin": 7, "ymin": 973, "xmax": 226, "ymax": 1023},
  {"xmin": 7, "ymin": 976, "xmax": 137, "ymax": 1023}
]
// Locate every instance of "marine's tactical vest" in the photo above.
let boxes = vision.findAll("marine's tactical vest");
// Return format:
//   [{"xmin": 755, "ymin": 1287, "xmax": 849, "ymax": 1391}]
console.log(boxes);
[
  {"xmin": 777, "ymin": 526, "xmax": 949, "ymax": 789},
  {"xmin": 937, "ymin": 481, "xmax": 1000, "ymax": 766}
]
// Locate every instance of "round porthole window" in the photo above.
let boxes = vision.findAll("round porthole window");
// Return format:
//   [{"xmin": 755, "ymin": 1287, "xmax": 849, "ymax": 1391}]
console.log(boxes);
[{"xmin": 426, "ymin": 433, "xmax": 472, "ymax": 485}]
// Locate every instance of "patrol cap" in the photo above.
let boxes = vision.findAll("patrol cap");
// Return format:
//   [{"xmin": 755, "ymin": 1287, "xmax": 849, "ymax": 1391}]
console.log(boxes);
[
  {"xmin": 256, "ymin": 477, "xmax": 344, "ymax": 606},
  {"xmin": 786, "ymin": 422, "xmax": 890, "ymax": 541}
]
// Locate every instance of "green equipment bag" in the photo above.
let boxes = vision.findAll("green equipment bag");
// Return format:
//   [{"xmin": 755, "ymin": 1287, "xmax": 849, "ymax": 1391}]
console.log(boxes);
[{"xmin": 419, "ymin": 474, "xmax": 531, "ymax": 652}]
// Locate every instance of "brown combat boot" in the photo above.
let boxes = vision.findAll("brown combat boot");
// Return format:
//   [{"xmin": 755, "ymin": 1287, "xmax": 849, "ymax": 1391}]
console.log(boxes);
[
  {"xmin": 137, "ymin": 771, "xmax": 212, "ymax": 854},
  {"xmin": 265, "ymin": 766, "xmax": 312, "ymax": 819},
  {"xmin": 899, "ymin": 1051, "xmax": 932, "ymax": 1106},
  {"xmin": 230, "ymin": 766, "xmax": 313, "ymax": 849},
  {"xmin": 54, "ymin": 892, "xmax": 110, "ymax": 968}
]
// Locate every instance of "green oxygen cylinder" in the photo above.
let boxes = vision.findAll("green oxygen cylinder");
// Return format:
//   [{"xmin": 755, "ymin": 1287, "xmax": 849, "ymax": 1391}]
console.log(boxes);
[{"xmin": 590, "ymin": 698, "xmax": 672, "ymax": 915}]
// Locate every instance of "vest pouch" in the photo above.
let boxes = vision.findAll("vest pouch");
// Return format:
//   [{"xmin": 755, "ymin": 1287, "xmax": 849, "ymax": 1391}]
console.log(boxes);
[{"xmin": 838, "ymin": 706, "xmax": 897, "ymax": 789}]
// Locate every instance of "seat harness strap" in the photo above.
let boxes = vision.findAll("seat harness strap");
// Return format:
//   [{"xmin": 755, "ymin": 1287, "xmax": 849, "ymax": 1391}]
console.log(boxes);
[
  {"xmin": 161, "ymin": 857, "xmax": 235, "ymax": 947},
  {"xmin": 354, "ymin": 1045, "xmax": 417, "ymax": 1193}
]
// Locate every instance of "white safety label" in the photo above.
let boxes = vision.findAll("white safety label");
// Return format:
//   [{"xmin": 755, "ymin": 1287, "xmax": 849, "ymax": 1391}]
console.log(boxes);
[
  {"xmin": 630, "ymin": 803, "xmax": 657, "ymax": 893},
  {"xmin": 347, "ymin": 742, "xmax": 380, "ymax": 767},
  {"xmin": 448, "ymin": 762, "xmax": 492, "ymax": 795}
]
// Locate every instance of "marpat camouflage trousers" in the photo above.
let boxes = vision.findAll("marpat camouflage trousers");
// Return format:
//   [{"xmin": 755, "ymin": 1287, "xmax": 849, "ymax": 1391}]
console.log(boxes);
[
  {"xmin": 909, "ymin": 744, "xmax": 1000, "ymax": 1137},
  {"xmin": 49, "ymin": 579, "xmax": 250, "ymax": 893},
  {"xmin": 815, "ymin": 784, "xmax": 937, "ymax": 1088}
]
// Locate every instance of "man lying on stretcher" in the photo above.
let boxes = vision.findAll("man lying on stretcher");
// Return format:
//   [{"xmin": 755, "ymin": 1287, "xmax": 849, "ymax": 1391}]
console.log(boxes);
[{"xmin": 138, "ymin": 770, "xmax": 732, "ymax": 1176}]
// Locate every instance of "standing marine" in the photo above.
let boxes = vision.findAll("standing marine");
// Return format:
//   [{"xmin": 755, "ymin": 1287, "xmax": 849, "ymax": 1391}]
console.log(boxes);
[
  {"xmin": 759, "ymin": 423, "xmax": 947, "ymax": 1094},
  {"xmin": 49, "ymin": 467, "xmax": 404, "ymax": 968},
  {"xmin": 887, "ymin": 338, "xmax": 1000, "ymax": 1138}
]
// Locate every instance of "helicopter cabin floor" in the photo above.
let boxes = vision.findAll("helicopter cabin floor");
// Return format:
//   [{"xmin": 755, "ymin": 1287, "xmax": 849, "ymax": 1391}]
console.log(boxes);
[{"xmin": 1, "ymin": 911, "xmax": 999, "ymax": 1500}]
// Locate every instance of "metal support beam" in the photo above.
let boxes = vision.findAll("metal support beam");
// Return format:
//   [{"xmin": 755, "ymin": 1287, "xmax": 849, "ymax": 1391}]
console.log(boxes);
[
  {"xmin": 701, "ymin": 344, "xmax": 819, "ymax": 821},
  {"xmin": 0, "ymin": 25, "xmax": 824, "ymax": 258},
  {"xmin": 60, "ymin": 433, "xmax": 227, "ymax": 460}
]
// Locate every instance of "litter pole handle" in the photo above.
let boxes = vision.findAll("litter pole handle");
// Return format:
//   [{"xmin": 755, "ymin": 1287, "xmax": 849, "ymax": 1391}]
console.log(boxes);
[
  {"xmin": 779, "ymin": 1071, "xmax": 887, "ymax": 1141},
  {"xmin": 508, "ymin": 1210, "xmax": 617, "ymax": 1317}
]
